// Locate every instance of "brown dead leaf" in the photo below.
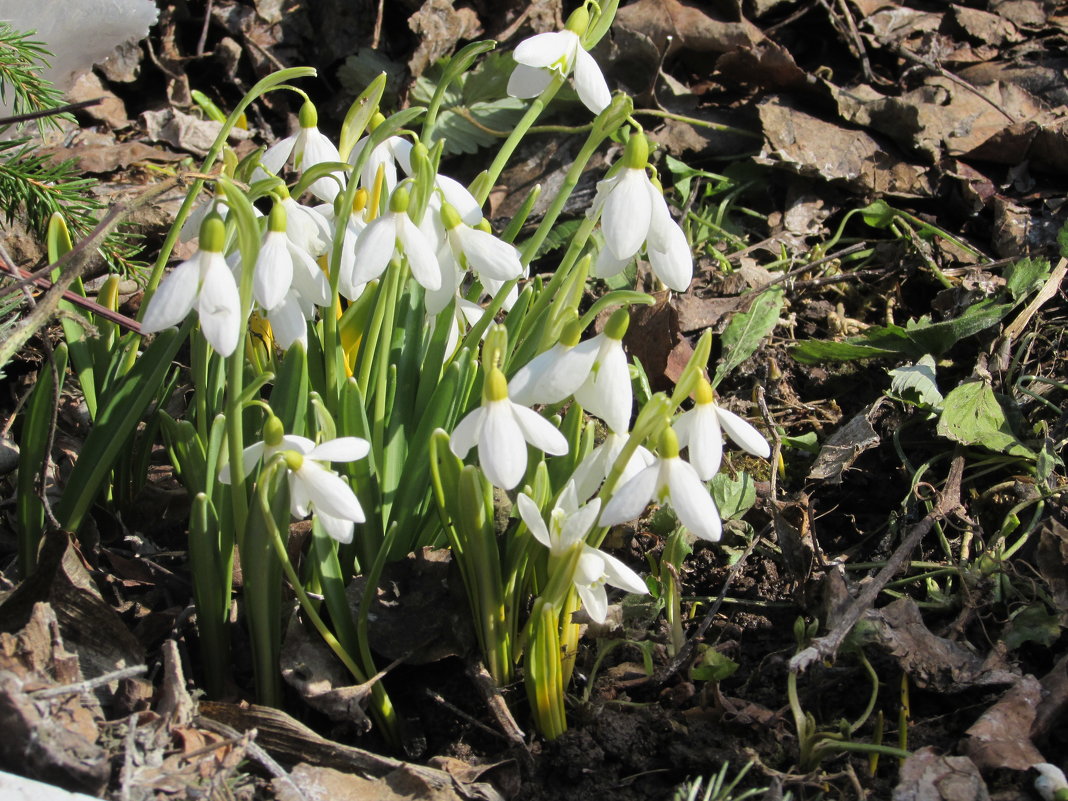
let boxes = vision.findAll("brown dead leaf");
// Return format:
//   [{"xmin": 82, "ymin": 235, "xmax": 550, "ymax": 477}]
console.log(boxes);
[
  {"xmin": 962, "ymin": 675, "xmax": 1045, "ymax": 771},
  {"xmin": 277, "ymin": 762, "xmax": 474, "ymax": 801},
  {"xmin": 945, "ymin": 5, "xmax": 1022, "ymax": 46},
  {"xmin": 69, "ymin": 142, "xmax": 184, "ymax": 175},
  {"xmin": 715, "ymin": 41, "xmax": 808, "ymax": 93},
  {"xmin": 67, "ymin": 72, "xmax": 129, "ymax": 129},
  {"xmin": 408, "ymin": 0, "xmax": 483, "ymax": 78},
  {"xmin": 756, "ymin": 99, "xmax": 934, "ymax": 198},
  {"xmin": 614, "ymin": 0, "xmax": 764, "ymax": 59},
  {"xmin": 988, "ymin": 0, "xmax": 1047, "ymax": 29},
  {"xmin": 0, "ymin": 532, "xmax": 144, "ymax": 694},
  {"xmin": 892, "ymin": 747, "xmax": 990, "ymax": 801},
  {"xmin": 624, "ymin": 293, "xmax": 693, "ymax": 392},
  {"xmin": 861, "ymin": 598, "xmax": 1019, "ymax": 693},
  {"xmin": 807, "ymin": 399, "xmax": 885, "ymax": 483}
]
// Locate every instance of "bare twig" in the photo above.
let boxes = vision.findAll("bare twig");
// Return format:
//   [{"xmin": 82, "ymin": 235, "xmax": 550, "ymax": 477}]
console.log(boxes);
[
  {"xmin": 198, "ymin": 717, "xmax": 310, "ymax": 801},
  {"xmin": 196, "ymin": 0, "xmax": 214, "ymax": 57},
  {"xmin": 789, "ymin": 454, "xmax": 965, "ymax": 673},
  {"xmin": 0, "ymin": 98, "xmax": 102, "ymax": 127},
  {"xmin": 30, "ymin": 664, "xmax": 148, "ymax": 700},
  {"xmin": 465, "ymin": 659, "xmax": 527, "ymax": 751}
]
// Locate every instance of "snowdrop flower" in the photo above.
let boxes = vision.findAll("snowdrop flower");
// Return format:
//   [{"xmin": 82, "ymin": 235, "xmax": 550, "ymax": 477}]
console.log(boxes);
[
  {"xmin": 592, "ymin": 134, "xmax": 693, "ymax": 292},
  {"xmin": 507, "ymin": 6, "xmax": 611, "ymax": 116},
  {"xmin": 673, "ymin": 377, "xmax": 771, "ymax": 480},
  {"xmin": 599, "ymin": 427, "xmax": 722, "ymax": 542},
  {"xmin": 221, "ymin": 416, "xmax": 369, "ymax": 544},
  {"xmin": 509, "ymin": 318, "xmax": 597, "ymax": 406},
  {"xmin": 570, "ymin": 431, "xmax": 656, "ymax": 502},
  {"xmin": 1034, "ymin": 764, "xmax": 1068, "ymax": 801},
  {"xmin": 266, "ymin": 285, "xmax": 315, "ymax": 350},
  {"xmin": 347, "ymin": 116, "xmax": 412, "ymax": 195},
  {"xmin": 509, "ymin": 309, "xmax": 632, "ymax": 432},
  {"xmin": 351, "ymin": 186, "xmax": 442, "ymax": 291},
  {"xmin": 257, "ymin": 101, "xmax": 344, "ymax": 202},
  {"xmin": 141, "ymin": 213, "xmax": 242, "ymax": 357},
  {"xmin": 517, "ymin": 483, "xmax": 648, "ymax": 624},
  {"xmin": 253, "ymin": 203, "xmax": 294, "ymax": 311},
  {"xmin": 319, "ymin": 188, "xmax": 369, "ymax": 300},
  {"xmin": 450, "ymin": 366, "xmax": 568, "ymax": 490},
  {"xmin": 426, "ymin": 203, "xmax": 523, "ymax": 314}
]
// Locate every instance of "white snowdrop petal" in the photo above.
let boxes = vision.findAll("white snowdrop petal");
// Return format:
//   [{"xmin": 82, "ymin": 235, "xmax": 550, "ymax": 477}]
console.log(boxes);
[
  {"xmin": 298, "ymin": 460, "xmax": 365, "ymax": 522},
  {"xmin": 514, "ymin": 31, "xmax": 574, "ymax": 68},
  {"xmin": 459, "ymin": 227, "xmax": 523, "ymax": 281},
  {"xmin": 196, "ymin": 253, "xmax": 242, "ymax": 357},
  {"xmin": 288, "ymin": 245, "xmax": 330, "ymax": 307},
  {"xmin": 647, "ymin": 220, "xmax": 693, "ymax": 293},
  {"xmin": 306, "ymin": 436, "xmax": 370, "ymax": 463},
  {"xmin": 268, "ymin": 292, "xmax": 309, "ymax": 350},
  {"xmin": 507, "ymin": 63, "xmax": 554, "ymax": 98},
  {"xmin": 715, "ymin": 406, "xmax": 771, "ymax": 458},
  {"xmin": 253, "ymin": 232, "xmax": 293, "ymax": 310},
  {"xmin": 351, "ymin": 216, "xmax": 397, "ymax": 286},
  {"xmin": 559, "ymin": 499, "xmax": 601, "ymax": 550},
  {"xmin": 316, "ymin": 512, "xmax": 355, "ymax": 545},
  {"xmin": 666, "ymin": 459, "xmax": 722, "ymax": 542},
  {"xmin": 592, "ymin": 244, "xmax": 631, "ymax": 279},
  {"xmin": 575, "ymin": 579, "xmax": 608, "ymax": 625},
  {"xmin": 602, "ymin": 169, "xmax": 652, "ymax": 260},
  {"xmin": 517, "ymin": 493, "xmax": 552, "ymax": 549},
  {"xmin": 399, "ymin": 216, "xmax": 443, "ymax": 291},
  {"xmin": 575, "ymin": 338, "xmax": 632, "ymax": 434},
  {"xmin": 573, "ymin": 47, "xmax": 612, "ymax": 114},
  {"xmin": 140, "ymin": 257, "xmax": 200, "ymax": 333},
  {"xmin": 259, "ymin": 135, "xmax": 297, "ymax": 177},
  {"xmin": 219, "ymin": 441, "xmax": 266, "ymax": 484},
  {"xmin": 479, "ymin": 401, "xmax": 527, "ymax": 489},
  {"xmin": 676, "ymin": 406, "xmax": 723, "ymax": 481},
  {"xmin": 450, "ymin": 407, "xmax": 485, "ymax": 459},
  {"xmin": 599, "ymin": 464, "xmax": 659, "ymax": 526},
  {"xmin": 436, "ymin": 174, "xmax": 482, "ymax": 225},
  {"xmin": 289, "ymin": 471, "xmax": 312, "ymax": 519},
  {"xmin": 597, "ymin": 548, "xmax": 649, "ymax": 595},
  {"xmin": 511, "ymin": 403, "xmax": 569, "ymax": 456}
]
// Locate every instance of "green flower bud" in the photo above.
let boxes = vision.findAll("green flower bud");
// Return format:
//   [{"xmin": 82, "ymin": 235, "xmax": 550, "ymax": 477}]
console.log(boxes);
[
  {"xmin": 623, "ymin": 132, "xmax": 649, "ymax": 170},
  {"xmin": 263, "ymin": 415, "xmax": 285, "ymax": 446},
  {"xmin": 483, "ymin": 367, "xmax": 509, "ymax": 403},
  {"xmin": 565, "ymin": 5, "xmax": 591, "ymax": 35},
  {"xmin": 389, "ymin": 186, "xmax": 410, "ymax": 214},
  {"xmin": 560, "ymin": 317, "xmax": 584, "ymax": 348},
  {"xmin": 604, "ymin": 307, "xmax": 630, "ymax": 340},
  {"xmin": 298, "ymin": 100, "xmax": 318, "ymax": 129},
  {"xmin": 440, "ymin": 202, "xmax": 462, "ymax": 231},
  {"xmin": 283, "ymin": 450, "xmax": 304, "ymax": 471},
  {"xmin": 694, "ymin": 376, "xmax": 714, "ymax": 406},
  {"xmin": 267, "ymin": 202, "xmax": 287, "ymax": 234},
  {"xmin": 659, "ymin": 426, "xmax": 680, "ymax": 459},
  {"xmin": 369, "ymin": 111, "xmax": 386, "ymax": 131},
  {"xmin": 199, "ymin": 213, "xmax": 227, "ymax": 253}
]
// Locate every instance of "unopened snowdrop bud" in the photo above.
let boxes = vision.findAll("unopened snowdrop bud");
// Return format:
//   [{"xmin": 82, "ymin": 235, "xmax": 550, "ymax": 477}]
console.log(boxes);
[
  {"xmin": 263, "ymin": 414, "xmax": 285, "ymax": 447},
  {"xmin": 389, "ymin": 186, "xmax": 411, "ymax": 214},
  {"xmin": 369, "ymin": 111, "xmax": 385, "ymax": 131}
]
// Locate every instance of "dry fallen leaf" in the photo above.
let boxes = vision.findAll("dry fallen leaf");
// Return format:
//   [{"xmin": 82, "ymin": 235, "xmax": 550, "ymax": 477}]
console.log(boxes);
[
  {"xmin": 408, "ymin": 0, "xmax": 483, "ymax": 78},
  {"xmin": 892, "ymin": 747, "xmax": 991, "ymax": 801},
  {"xmin": 961, "ymin": 675, "xmax": 1046, "ymax": 771},
  {"xmin": 614, "ymin": 0, "xmax": 764, "ymax": 59}
]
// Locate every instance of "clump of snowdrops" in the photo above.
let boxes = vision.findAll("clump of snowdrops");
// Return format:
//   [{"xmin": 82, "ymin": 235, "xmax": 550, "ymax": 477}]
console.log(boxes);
[{"xmin": 94, "ymin": 1, "xmax": 772, "ymax": 742}]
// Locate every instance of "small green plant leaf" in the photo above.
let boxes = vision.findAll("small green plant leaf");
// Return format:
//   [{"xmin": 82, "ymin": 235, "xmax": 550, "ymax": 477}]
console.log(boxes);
[
  {"xmin": 711, "ymin": 471, "xmax": 757, "ymax": 520},
  {"xmin": 1004, "ymin": 257, "xmax": 1051, "ymax": 302},
  {"xmin": 1001, "ymin": 603, "xmax": 1061, "ymax": 651},
  {"xmin": 690, "ymin": 646, "xmax": 739, "ymax": 683},
  {"xmin": 888, "ymin": 354, "xmax": 943, "ymax": 409},
  {"xmin": 936, "ymin": 379, "xmax": 1033, "ymax": 457},
  {"xmin": 860, "ymin": 199, "xmax": 896, "ymax": 228},
  {"xmin": 713, "ymin": 287, "xmax": 783, "ymax": 387}
]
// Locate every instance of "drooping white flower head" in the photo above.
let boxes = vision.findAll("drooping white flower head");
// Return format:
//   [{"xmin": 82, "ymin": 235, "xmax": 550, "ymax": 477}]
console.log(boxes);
[
  {"xmin": 599, "ymin": 427, "xmax": 722, "ymax": 542},
  {"xmin": 450, "ymin": 366, "xmax": 569, "ymax": 490},
  {"xmin": 252, "ymin": 203, "xmax": 295, "ymax": 311},
  {"xmin": 572, "ymin": 308, "xmax": 633, "ymax": 434},
  {"xmin": 348, "ymin": 120, "xmax": 413, "ymax": 197},
  {"xmin": 256, "ymin": 101, "xmax": 345, "ymax": 203},
  {"xmin": 316, "ymin": 188, "xmax": 370, "ymax": 301},
  {"xmin": 220, "ymin": 416, "xmax": 369, "ymax": 544},
  {"xmin": 141, "ymin": 212, "xmax": 242, "ymax": 357},
  {"xmin": 508, "ymin": 318, "xmax": 596, "ymax": 407},
  {"xmin": 350, "ymin": 186, "xmax": 442, "ymax": 292},
  {"xmin": 591, "ymin": 134, "xmax": 693, "ymax": 292},
  {"xmin": 570, "ymin": 430, "xmax": 656, "ymax": 502},
  {"xmin": 517, "ymin": 482, "xmax": 648, "ymax": 623},
  {"xmin": 672, "ymin": 377, "xmax": 771, "ymax": 481},
  {"xmin": 507, "ymin": 6, "xmax": 611, "ymax": 116}
]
